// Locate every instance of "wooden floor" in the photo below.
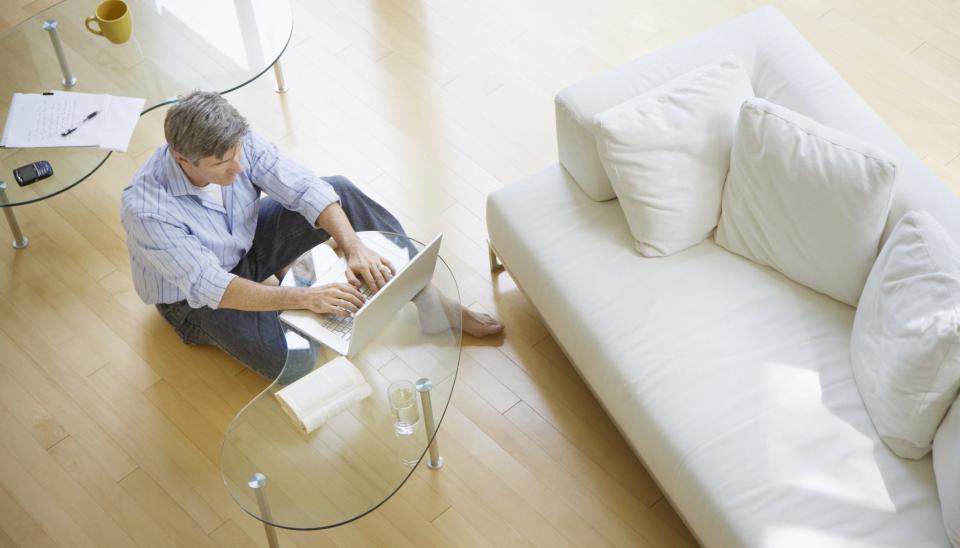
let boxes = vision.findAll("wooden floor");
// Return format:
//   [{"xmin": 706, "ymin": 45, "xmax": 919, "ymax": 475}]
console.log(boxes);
[{"xmin": 0, "ymin": 0, "xmax": 958, "ymax": 546}]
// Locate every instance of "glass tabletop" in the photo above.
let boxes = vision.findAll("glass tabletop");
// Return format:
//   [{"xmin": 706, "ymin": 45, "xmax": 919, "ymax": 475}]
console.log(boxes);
[
  {"xmin": 0, "ymin": 0, "xmax": 293, "ymax": 207},
  {"xmin": 220, "ymin": 232, "xmax": 463, "ymax": 530}
]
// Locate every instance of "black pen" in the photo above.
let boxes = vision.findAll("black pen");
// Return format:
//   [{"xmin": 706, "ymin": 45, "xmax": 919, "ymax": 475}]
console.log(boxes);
[{"xmin": 61, "ymin": 110, "xmax": 100, "ymax": 137}]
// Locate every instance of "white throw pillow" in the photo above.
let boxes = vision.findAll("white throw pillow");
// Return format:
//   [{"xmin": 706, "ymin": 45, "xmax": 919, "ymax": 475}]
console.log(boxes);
[
  {"xmin": 715, "ymin": 98, "xmax": 898, "ymax": 306},
  {"xmin": 851, "ymin": 210, "xmax": 960, "ymax": 459},
  {"xmin": 934, "ymin": 399, "xmax": 960, "ymax": 547},
  {"xmin": 592, "ymin": 56, "xmax": 753, "ymax": 257}
]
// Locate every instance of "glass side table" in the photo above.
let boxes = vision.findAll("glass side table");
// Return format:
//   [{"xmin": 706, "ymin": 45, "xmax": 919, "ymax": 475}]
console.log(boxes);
[
  {"xmin": 220, "ymin": 232, "xmax": 462, "ymax": 544},
  {"xmin": 0, "ymin": 0, "xmax": 293, "ymax": 247}
]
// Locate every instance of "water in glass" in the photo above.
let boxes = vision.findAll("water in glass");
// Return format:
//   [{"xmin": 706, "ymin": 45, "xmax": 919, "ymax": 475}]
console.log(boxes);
[{"xmin": 389, "ymin": 381, "xmax": 420, "ymax": 434}]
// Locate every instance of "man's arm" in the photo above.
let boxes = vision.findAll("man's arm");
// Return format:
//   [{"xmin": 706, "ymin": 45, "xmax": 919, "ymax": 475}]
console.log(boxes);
[
  {"xmin": 219, "ymin": 276, "xmax": 364, "ymax": 315},
  {"xmin": 123, "ymin": 210, "xmax": 237, "ymax": 310},
  {"xmin": 244, "ymin": 131, "xmax": 340, "ymax": 229},
  {"xmin": 315, "ymin": 202, "xmax": 362, "ymax": 255},
  {"xmin": 218, "ymin": 203, "xmax": 390, "ymax": 313},
  {"xmin": 244, "ymin": 131, "xmax": 396, "ymax": 292},
  {"xmin": 126, "ymin": 210, "xmax": 364, "ymax": 315}
]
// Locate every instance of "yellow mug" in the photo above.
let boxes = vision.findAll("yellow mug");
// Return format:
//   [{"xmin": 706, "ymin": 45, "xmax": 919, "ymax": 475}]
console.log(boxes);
[{"xmin": 85, "ymin": 0, "xmax": 132, "ymax": 44}]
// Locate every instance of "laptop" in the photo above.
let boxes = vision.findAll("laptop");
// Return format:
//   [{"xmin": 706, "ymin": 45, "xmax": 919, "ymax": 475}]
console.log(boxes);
[{"xmin": 279, "ymin": 234, "xmax": 442, "ymax": 356}]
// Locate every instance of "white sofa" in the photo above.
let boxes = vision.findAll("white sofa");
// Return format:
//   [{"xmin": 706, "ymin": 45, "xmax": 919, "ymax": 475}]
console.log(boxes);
[{"xmin": 486, "ymin": 7, "xmax": 958, "ymax": 547}]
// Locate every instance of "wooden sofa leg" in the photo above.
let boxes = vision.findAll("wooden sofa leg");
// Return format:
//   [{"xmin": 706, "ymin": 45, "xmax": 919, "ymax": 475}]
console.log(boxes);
[{"xmin": 488, "ymin": 242, "xmax": 505, "ymax": 273}]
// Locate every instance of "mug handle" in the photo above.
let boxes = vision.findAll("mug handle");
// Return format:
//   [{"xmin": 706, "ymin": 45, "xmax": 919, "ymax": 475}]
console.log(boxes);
[{"xmin": 84, "ymin": 16, "xmax": 103, "ymax": 36}]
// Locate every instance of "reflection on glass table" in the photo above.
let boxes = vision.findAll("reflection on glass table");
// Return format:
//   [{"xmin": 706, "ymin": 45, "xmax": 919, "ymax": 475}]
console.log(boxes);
[
  {"xmin": 220, "ymin": 232, "xmax": 462, "ymax": 539},
  {"xmin": 0, "ymin": 0, "xmax": 293, "ymax": 247}
]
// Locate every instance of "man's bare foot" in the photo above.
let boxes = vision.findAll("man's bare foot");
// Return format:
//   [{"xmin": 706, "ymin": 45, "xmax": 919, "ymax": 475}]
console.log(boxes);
[
  {"xmin": 415, "ymin": 286, "xmax": 504, "ymax": 337},
  {"xmin": 462, "ymin": 307, "xmax": 504, "ymax": 337}
]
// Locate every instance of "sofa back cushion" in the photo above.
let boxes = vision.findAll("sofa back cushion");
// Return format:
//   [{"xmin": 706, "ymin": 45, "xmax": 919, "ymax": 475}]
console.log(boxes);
[
  {"xmin": 592, "ymin": 56, "xmax": 753, "ymax": 257},
  {"xmin": 555, "ymin": 6, "xmax": 960, "ymax": 253},
  {"xmin": 714, "ymin": 98, "xmax": 897, "ymax": 306},
  {"xmin": 852, "ymin": 210, "xmax": 960, "ymax": 459}
]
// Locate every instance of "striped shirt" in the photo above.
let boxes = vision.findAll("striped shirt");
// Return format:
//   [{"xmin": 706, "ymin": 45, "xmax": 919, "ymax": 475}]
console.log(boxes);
[{"xmin": 121, "ymin": 131, "xmax": 339, "ymax": 309}]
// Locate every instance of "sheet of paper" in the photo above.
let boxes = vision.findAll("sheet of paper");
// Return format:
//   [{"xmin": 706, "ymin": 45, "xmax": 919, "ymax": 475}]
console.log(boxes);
[
  {"xmin": 92, "ymin": 94, "xmax": 145, "ymax": 152},
  {"xmin": 0, "ymin": 92, "xmax": 110, "ymax": 148},
  {"xmin": 1, "ymin": 91, "xmax": 144, "ymax": 151}
]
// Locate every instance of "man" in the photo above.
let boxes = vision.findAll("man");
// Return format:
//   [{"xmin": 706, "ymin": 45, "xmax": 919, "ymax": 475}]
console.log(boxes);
[{"xmin": 121, "ymin": 91, "xmax": 502, "ymax": 382}]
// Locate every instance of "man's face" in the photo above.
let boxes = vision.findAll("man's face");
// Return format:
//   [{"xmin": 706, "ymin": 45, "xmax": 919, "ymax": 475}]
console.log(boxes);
[{"xmin": 175, "ymin": 144, "xmax": 244, "ymax": 186}]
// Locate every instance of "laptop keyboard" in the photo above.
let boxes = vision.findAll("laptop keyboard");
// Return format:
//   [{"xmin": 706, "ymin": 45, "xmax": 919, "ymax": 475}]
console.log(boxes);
[
  {"xmin": 317, "ymin": 284, "xmax": 374, "ymax": 341},
  {"xmin": 319, "ymin": 314, "xmax": 353, "ymax": 339},
  {"xmin": 359, "ymin": 284, "xmax": 374, "ymax": 299}
]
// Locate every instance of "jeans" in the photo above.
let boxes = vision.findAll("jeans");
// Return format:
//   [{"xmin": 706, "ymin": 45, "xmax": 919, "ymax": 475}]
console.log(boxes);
[{"xmin": 156, "ymin": 176, "xmax": 406, "ymax": 383}]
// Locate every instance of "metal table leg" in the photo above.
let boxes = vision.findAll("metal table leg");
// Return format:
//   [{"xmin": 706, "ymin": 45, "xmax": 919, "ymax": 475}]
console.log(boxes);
[
  {"xmin": 248, "ymin": 473, "xmax": 280, "ymax": 548},
  {"xmin": 42, "ymin": 20, "xmax": 77, "ymax": 87},
  {"xmin": 273, "ymin": 59, "xmax": 289, "ymax": 93},
  {"xmin": 0, "ymin": 183, "xmax": 28, "ymax": 249},
  {"xmin": 416, "ymin": 378, "xmax": 444, "ymax": 470}
]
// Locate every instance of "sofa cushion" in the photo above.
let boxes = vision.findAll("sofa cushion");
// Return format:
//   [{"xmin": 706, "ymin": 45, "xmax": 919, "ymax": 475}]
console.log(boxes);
[
  {"xmin": 852, "ymin": 211, "xmax": 960, "ymax": 459},
  {"xmin": 555, "ymin": 7, "xmax": 960, "ymax": 263},
  {"xmin": 715, "ymin": 98, "xmax": 897, "ymax": 306},
  {"xmin": 592, "ymin": 56, "xmax": 753, "ymax": 257},
  {"xmin": 487, "ymin": 166, "xmax": 949, "ymax": 547},
  {"xmin": 934, "ymin": 400, "xmax": 960, "ymax": 546}
]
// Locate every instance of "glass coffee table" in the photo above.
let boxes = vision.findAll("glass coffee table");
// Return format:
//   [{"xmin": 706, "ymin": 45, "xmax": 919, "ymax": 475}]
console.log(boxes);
[
  {"xmin": 0, "ymin": 0, "xmax": 293, "ymax": 247},
  {"xmin": 220, "ymin": 232, "xmax": 461, "ymax": 543}
]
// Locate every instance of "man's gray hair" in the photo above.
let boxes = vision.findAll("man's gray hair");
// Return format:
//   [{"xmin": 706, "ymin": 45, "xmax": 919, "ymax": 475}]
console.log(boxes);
[{"xmin": 164, "ymin": 91, "xmax": 249, "ymax": 163}]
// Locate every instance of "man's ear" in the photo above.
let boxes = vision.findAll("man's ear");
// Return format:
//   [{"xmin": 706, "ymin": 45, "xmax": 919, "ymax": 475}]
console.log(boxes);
[{"xmin": 171, "ymin": 150, "xmax": 194, "ymax": 167}]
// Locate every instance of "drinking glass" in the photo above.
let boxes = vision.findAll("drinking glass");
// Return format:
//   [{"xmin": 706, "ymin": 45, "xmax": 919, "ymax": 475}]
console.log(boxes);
[{"xmin": 388, "ymin": 380, "xmax": 420, "ymax": 434}]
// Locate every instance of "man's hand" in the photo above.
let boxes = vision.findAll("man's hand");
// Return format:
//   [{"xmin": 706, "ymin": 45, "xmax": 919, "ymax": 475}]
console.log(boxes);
[
  {"xmin": 344, "ymin": 244, "xmax": 395, "ymax": 292},
  {"xmin": 300, "ymin": 283, "xmax": 365, "ymax": 316},
  {"xmin": 314, "ymin": 202, "xmax": 394, "ymax": 292}
]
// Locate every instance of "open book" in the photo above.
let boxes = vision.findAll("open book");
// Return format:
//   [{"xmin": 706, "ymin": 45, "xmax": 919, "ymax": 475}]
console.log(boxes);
[{"xmin": 274, "ymin": 356, "xmax": 372, "ymax": 435}]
